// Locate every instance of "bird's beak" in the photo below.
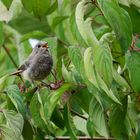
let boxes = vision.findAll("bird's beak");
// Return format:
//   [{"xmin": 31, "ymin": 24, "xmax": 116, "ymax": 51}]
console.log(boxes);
[{"xmin": 42, "ymin": 43, "xmax": 49, "ymax": 48}]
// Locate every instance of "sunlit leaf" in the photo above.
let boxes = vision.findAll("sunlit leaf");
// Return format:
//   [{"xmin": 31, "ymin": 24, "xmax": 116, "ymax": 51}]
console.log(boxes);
[
  {"xmin": 75, "ymin": 1, "xmax": 99, "ymax": 48},
  {"xmin": 84, "ymin": 47, "xmax": 100, "ymax": 90}
]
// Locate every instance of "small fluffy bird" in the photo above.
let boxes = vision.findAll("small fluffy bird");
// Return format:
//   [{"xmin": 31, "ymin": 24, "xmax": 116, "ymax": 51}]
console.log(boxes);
[{"xmin": 12, "ymin": 41, "xmax": 53, "ymax": 82}]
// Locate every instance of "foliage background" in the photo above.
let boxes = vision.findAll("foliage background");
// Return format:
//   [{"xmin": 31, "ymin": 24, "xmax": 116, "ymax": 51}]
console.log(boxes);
[{"xmin": 0, "ymin": 0, "xmax": 140, "ymax": 139}]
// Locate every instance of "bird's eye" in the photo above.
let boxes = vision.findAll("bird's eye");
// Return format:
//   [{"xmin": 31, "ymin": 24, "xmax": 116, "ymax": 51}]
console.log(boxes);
[{"xmin": 38, "ymin": 45, "xmax": 41, "ymax": 48}]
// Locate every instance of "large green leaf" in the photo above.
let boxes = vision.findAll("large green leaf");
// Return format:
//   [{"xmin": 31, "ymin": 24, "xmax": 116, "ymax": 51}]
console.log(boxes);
[
  {"xmin": 97, "ymin": 0, "xmax": 132, "ymax": 52},
  {"xmin": 70, "ymin": 13, "xmax": 88, "ymax": 48},
  {"xmin": 68, "ymin": 46, "xmax": 83, "ymax": 73},
  {"xmin": 6, "ymin": 85, "xmax": 25, "ymax": 116},
  {"xmin": 30, "ymin": 93, "xmax": 48, "ymax": 131},
  {"xmin": 21, "ymin": 0, "xmax": 32, "ymax": 12},
  {"xmin": 75, "ymin": 0, "xmax": 99, "ymax": 48},
  {"xmin": 46, "ymin": 0, "xmax": 58, "ymax": 15},
  {"xmin": 109, "ymin": 96, "xmax": 128, "ymax": 139},
  {"xmin": 44, "ymin": 83, "xmax": 72, "ymax": 120},
  {"xmin": 0, "ymin": 110, "xmax": 23, "ymax": 140},
  {"xmin": 84, "ymin": 47, "xmax": 100, "ymax": 90},
  {"xmin": 123, "ymin": 6, "xmax": 140, "ymax": 34},
  {"xmin": 126, "ymin": 51, "xmax": 140, "ymax": 93},
  {"xmin": 52, "ymin": 16, "xmax": 68, "ymax": 29},
  {"xmin": 32, "ymin": 0, "xmax": 51, "ymax": 18},
  {"xmin": 113, "ymin": 68, "xmax": 130, "ymax": 89},
  {"xmin": 87, "ymin": 96, "xmax": 109, "ymax": 138},
  {"xmin": 63, "ymin": 105, "xmax": 78, "ymax": 140},
  {"xmin": 20, "ymin": 30, "xmax": 47, "ymax": 42},
  {"xmin": 1, "ymin": 0, "xmax": 13, "ymax": 9},
  {"xmin": 94, "ymin": 43, "xmax": 113, "ymax": 87}
]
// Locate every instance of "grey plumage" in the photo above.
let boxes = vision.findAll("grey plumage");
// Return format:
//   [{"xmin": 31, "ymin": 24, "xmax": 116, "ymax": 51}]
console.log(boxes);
[{"xmin": 19, "ymin": 41, "xmax": 53, "ymax": 82}]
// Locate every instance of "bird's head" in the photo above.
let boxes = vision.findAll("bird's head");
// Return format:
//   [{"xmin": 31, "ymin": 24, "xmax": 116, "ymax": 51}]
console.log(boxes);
[{"xmin": 33, "ymin": 41, "xmax": 49, "ymax": 54}]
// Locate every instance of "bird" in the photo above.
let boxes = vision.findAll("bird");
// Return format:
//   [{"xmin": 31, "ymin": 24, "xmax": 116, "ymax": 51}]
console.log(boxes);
[{"xmin": 11, "ymin": 41, "xmax": 53, "ymax": 82}]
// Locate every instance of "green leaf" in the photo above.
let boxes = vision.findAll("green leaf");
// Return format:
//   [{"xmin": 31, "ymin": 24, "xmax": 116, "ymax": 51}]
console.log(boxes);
[
  {"xmin": 0, "ymin": 124, "xmax": 15, "ymax": 140},
  {"xmin": 0, "ymin": 74, "xmax": 8, "ymax": 86},
  {"xmin": 75, "ymin": 1, "xmax": 99, "ymax": 48},
  {"xmin": 44, "ymin": 83, "xmax": 72, "ymax": 120},
  {"xmin": 109, "ymin": 96, "xmax": 128, "ymax": 139},
  {"xmin": 119, "ymin": 0, "xmax": 140, "ymax": 7},
  {"xmin": 96, "ymin": 71, "xmax": 121, "ymax": 104},
  {"xmin": 88, "ymin": 96, "xmax": 109, "ymax": 138},
  {"xmin": 20, "ymin": 30, "xmax": 47, "ymax": 42},
  {"xmin": 70, "ymin": 13, "xmax": 88, "ymax": 48},
  {"xmin": 94, "ymin": 43, "xmax": 113, "ymax": 87},
  {"xmin": 0, "ymin": 21, "xmax": 4, "ymax": 46},
  {"xmin": 52, "ymin": 16, "xmax": 68, "ymax": 29},
  {"xmin": 1, "ymin": 0, "xmax": 13, "ymax": 9},
  {"xmin": 126, "ymin": 51, "xmax": 140, "ymax": 92},
  {"xmin": 32, "ymin": 0, "xmax": 51, "ymax": 18},
  {"xmin": 21, "ymin": 0, "xmax": 32, "ymax": 12},
  {"xmin": 84, "ymin": 47, "xmax": 100, "ymax": 90},
  {"xmin": 22, "ymin": 120, "xmax": 34, "ymax": 140},
  {"xmin": 46, "ymin": 0, "xmax": 58, "ymax": 15},
  {"xmin": 62, "ymin": 59, "xmax": 73, "ymax": 83},
  {"xmin": 97, "ymin": 0, "xmax": 132, "ymax": 52},
  {"xmin": 0, "ymin": 110, "xmax": 23, "ymax": 140},
  {"xmin": 113, "ymin": 68, "xmax": 130, "ymax": 89},
  {"xmin": 30, "ymin": 93, "xmax": 48, "ymax": 131},
  {"xmin": 63, "ymin": 105, "xmax": 78, "ymax": 140},
  {"xmin": 6, "ymin": 85, "xmax": 25, "ymax": 116},
  {"xmin": 51, "ymin": 107, "xmax": 65, "ymax": 129},
  {"xmin": 124, "ymin": 6, "xmax": 140, "ymax": 34},
  {"xmin": 68, "ymin": 46, "xmax": 83, "ymax": 73}
]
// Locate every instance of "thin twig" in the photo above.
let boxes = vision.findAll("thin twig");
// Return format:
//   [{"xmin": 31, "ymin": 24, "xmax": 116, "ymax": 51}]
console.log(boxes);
[
  {"xmin": 2, "ymin": 44, "xmax": 25, "ymax": 84},
  {"xmin": 70, "ymin": 109, "xmax": 88, "ymax": 120},
  {"xmin": 2, "ymin": 44, "xmax": 18, "ymax": 68},
  {"xmin": 91, "ymin": 0, "xmax": 104, "ymax": 15}
]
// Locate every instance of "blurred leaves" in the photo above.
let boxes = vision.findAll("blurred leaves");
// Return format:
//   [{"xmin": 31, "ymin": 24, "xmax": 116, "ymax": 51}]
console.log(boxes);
[
  {"xmin": 0, "ymin": 21, "xmax": 4, "ymax": 46},
  {"xmin": 1, "ymin": 0, "xmax": 13, "ymax": 9}
]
